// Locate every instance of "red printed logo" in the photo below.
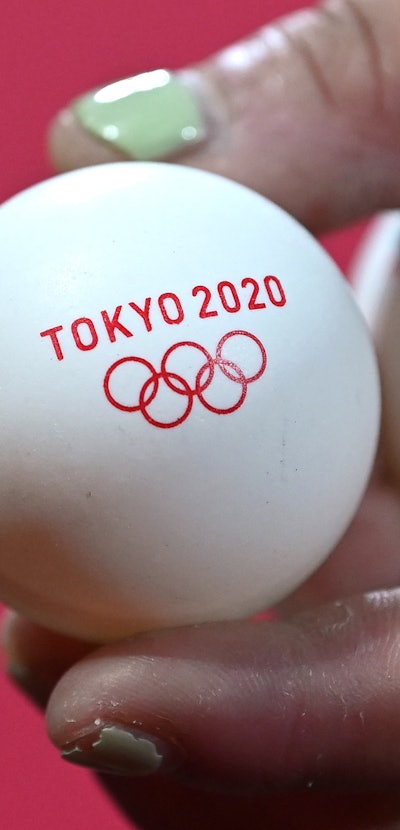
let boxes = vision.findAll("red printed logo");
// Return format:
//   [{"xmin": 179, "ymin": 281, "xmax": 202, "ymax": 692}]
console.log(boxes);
[{"xmin": 103, "ymin": 330, "xmax": 267, "ymax": 429}]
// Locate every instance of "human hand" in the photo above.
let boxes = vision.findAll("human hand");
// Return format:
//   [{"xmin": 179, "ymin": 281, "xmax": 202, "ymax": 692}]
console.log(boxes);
[{"xmin": 3, "ymin": 1, "xmax": 400, "ymax": 828}]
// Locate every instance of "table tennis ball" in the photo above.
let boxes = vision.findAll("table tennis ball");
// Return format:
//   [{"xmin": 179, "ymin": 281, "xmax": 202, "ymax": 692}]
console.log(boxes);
[{"xmin": 0, "ymin": 163, "xmax": 380, "ymax": 642}]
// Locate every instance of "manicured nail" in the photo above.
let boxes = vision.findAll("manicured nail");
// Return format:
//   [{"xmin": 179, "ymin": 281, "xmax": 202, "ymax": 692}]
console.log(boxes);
[
  {"xmin": 72, "ymin": 69, "xmax": 209, "ymax": 160},
  {"xmin": 61, "ymin": 724, "xmax": 182, "ymax": 777}
]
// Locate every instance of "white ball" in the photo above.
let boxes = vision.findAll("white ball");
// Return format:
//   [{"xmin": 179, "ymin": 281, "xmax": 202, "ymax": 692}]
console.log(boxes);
[{"xmin": 0, "ymin": 163, "xmax": 380, "ymax": 641}]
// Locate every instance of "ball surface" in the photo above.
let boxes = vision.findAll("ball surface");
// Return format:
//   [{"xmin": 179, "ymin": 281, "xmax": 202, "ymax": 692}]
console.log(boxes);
[{"xmin": 0, "ymin": 163, "xmax": 380, "ymax": 641}]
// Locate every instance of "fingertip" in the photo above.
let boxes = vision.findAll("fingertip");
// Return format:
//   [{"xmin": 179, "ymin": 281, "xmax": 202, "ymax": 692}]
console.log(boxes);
[
  {"xmin": 46, "ymin": 0, "xmax": 400, "ymax": 231},
  {"xmin": 46, "ymin": 596, "xmax": 400, "ymax": 792}
]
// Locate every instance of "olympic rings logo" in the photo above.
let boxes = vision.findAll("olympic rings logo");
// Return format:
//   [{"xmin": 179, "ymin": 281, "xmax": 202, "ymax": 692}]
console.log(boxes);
[{"xmin": 103, "ymin": 330, "xmax": 267, "ymax": 429}]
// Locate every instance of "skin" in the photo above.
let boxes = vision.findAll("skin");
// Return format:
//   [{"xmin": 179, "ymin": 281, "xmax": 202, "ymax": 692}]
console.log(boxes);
[{"xmin": 3, "ymin": 0, "xmax": 400, "ymax": 827}]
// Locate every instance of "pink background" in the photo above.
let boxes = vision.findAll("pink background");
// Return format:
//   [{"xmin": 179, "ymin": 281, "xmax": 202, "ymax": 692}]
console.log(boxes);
[{"xmin": 0, "ymin": 1, "xmax": 369, "ymax": 827}]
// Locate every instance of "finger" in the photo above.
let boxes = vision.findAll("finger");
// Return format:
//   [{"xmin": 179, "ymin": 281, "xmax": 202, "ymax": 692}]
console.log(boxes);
[
  {"xmin": 4, "ymin": 617, "xmax": 400, "ymax": 829},
  {"xmin": 100, "ymin": 776, "xmax": 400, "ymax": 830},
  {"xmin": 276, "ymin": 477, "xmax": 400, "ymax": 614},
  {"xmin": 1, "ymin": 609, "xmax": 93, "ymax": 706},
  {"xmin": 48, "ymin": 0, "xmax": 400, "ymax": 233},
  {"xmin": 352, "ymin": 212, "xmax": 400, "ymax": 487},
  {"xmin": 47, "ymin": 589, "xmax": 400, "ymax": 792}
]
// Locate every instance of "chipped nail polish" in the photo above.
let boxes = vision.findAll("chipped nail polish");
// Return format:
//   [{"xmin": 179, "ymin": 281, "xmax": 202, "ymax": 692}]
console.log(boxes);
[{"xmin": 62, "ymin": 724, "xmax": 182, "ymax": 777}]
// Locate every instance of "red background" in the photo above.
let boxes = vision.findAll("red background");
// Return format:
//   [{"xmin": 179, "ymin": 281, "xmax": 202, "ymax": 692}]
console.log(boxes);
[{"xmin": 0, "ymin": 1, "xmax": 369, "ymax": 827}]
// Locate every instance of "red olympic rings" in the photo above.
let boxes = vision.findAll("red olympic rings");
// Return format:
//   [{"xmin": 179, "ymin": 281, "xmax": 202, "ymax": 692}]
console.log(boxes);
[{"xmin": 103, "ymin": 330, "xmax": 267, "ymax": 429}]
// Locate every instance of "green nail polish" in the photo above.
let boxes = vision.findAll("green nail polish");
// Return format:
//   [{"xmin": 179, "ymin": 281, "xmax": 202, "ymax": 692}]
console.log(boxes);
[
  {"xmin": 62, "ymin": 726, "xmax": 164, "ymax": 777},
  {"xmin": 72, "ymin": 69, "xmax": 206, "ymax": 160}
]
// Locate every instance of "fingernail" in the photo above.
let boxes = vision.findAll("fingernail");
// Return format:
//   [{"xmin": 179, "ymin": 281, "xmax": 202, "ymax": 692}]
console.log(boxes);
[
  {"xmin": 61, "ymin": 723, "xmax": 183, "ymax": 777},
  {"xmin": 72, "ymin": 69, "xmax": 210, "ymax": 160}
]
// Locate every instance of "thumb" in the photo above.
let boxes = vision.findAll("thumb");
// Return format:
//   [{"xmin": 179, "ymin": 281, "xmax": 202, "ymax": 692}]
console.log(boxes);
[
  {"xmin": 49, "ymin": 0, "xmax": 400, "ymax": 232},
  {"xmin": 46, "ymin": 591, "xmax": 400, "ymax": 793}
]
